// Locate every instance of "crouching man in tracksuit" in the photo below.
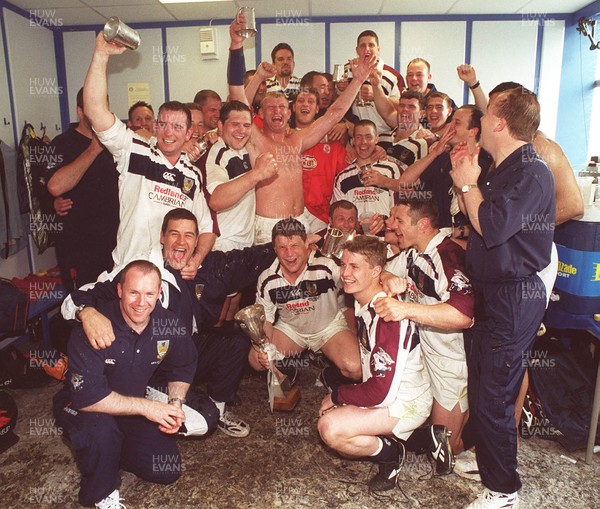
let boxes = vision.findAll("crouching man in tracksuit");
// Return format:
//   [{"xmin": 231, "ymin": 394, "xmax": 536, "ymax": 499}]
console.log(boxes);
[{"xmin": 53, "ymin": 260, "xmax": 197, "ymax": 509}]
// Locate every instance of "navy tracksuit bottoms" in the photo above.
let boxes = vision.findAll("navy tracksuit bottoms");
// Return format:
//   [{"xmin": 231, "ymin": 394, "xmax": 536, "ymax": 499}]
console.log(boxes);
[
  {"xmin": 465, "ymin": 275, "xmax": 546, "ymax": 494},
  {"xmin": 53, "ymin": 388, "xmax": 182, "ymax": 506}
]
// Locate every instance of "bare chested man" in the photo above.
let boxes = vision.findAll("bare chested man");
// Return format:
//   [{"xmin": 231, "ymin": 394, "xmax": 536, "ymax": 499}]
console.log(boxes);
[{"xmin": 228, "ymin": 17, "xmax": 376, "ymax": 244}]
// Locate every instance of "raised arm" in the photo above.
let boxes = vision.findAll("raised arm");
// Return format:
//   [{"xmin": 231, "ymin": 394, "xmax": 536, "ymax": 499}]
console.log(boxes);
[
  {"xmin": 84, "ymin": 33, "xmax": 126, "ymax": 132},
  {"xmin": 298, "ymin": 55, "xmax": 377, "ymax": 151},
  {"xmin": 371, "ymin": 70, "xmax": 397, "ymax": 129},
  {"xmin": 245, "ymin": 62, "xmax": 275, "ymax": 106},
  {"xmin": 228, "ymin": 18, "xmax": 250, "ymax": 104},
  {"xmin": 457, "ymin": 64, "xmax": 487, "ymax": 110}
]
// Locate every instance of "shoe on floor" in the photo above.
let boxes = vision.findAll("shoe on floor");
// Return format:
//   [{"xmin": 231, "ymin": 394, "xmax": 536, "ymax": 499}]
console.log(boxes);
[
  {"xmin": 367, "ymin": 441, "xmax": 406, "ymax": 492},
  {"xmin": 464, "ymin": 488, "xmax": 519, "ymax": 509},
  {"xmin": 454, "ymin": 449, "xmax": 481, "ymax": 482},
  {"xmin": 218, "ymin": 410, "xmax": 250, "ymax": 437},
  {"xmin": 429, "ymin": 424, "xmax": 454, "ymax": 475},
  {"xmin": 96, "ymin": 489, "xmax": 126, "ymax": 509}
]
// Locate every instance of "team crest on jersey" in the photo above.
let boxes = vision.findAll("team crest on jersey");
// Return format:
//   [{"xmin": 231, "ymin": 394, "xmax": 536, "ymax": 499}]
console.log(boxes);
[
  {"xmin": 449, "ymin": 270, "xmax": 472, "ymax": 295},
  {"xmin": 417, "ymin": 270, "xmax": 426, "ymax": 293},
  {"xmin": 157, "ymin": 340, "xmax": 170, "ymax": 360},
  {"xmin": 301, "ymin": 155, "xmax": 317, "ymax": 170},
  {"xmin": 306, "ymin": 282, "xmax": 318, "ymax": 297},
  {"xmin": 182, "ymin": 177, "xmax": 194, "ymax": 195},
  {"xmin": 70, "ymin": 373, "xmax": 84, "ymax": 392},
  {"xmin": 323, "ymin": 144, "xmax": 330, "ymax": 154},
  {"xmin": 372, "ymin": 347, "xmax": 395, "ymax": 377}
]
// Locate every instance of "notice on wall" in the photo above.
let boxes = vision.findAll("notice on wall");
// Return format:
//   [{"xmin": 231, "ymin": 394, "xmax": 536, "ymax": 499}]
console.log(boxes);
[{"xmin": 127, "ymin": 82, "xmax": 150, "ymax": 106}]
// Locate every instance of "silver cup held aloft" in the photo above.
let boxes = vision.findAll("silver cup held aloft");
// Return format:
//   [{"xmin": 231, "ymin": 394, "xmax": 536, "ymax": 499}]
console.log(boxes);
[
  {"xmin": 236, "ymin": 6, "xmax": 257, "ymax": 38},
  {"xmin": 332, "ymin": 64, "xmax": 347, "ymax": 82},
  {"xmin": 103, "ymin": 17, "xmax": 141, "ymax": 50}
]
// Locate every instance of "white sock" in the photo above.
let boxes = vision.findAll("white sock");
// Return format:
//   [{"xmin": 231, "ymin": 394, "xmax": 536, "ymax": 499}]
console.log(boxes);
[
  {"xmin": 370, "ymin": 437, "xmax": 384, "ymax": 457},
  {"xmin": 210, "ymin": 397, "xmax": 226, "ymax": 417}
]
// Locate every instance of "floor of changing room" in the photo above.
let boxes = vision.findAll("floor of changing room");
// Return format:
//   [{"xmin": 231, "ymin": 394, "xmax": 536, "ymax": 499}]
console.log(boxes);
[{"xmin": 1, "ymin": 356, "xmax": 599, "ymax": 509}]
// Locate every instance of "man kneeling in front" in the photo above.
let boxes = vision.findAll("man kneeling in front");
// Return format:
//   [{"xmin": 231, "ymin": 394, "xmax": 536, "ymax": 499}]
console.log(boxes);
[
  {"xmin": 318, "ymin": 236, "xmax": 434, "ymax": 492},
  {"xmin": 53, "ymin": 260, "xmax": 197, "ymax": 508}
]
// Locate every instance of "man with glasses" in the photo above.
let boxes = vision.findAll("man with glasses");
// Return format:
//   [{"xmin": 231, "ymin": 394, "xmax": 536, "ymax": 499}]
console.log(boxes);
[{"xmin": 84, "ymin": 33, "xmax": 218, "ymax": 277}]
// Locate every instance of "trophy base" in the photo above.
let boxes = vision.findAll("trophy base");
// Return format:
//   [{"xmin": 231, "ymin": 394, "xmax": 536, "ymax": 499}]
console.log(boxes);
[{"xmin": 273, "ymin": 387, "xmax": 301, "ymax": 412}]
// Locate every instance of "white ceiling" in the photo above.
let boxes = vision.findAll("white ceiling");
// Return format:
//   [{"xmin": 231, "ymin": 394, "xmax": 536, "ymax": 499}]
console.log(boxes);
[{"xmin": 11, "ymin": 0, "xmax": 596, "ymax": 27}]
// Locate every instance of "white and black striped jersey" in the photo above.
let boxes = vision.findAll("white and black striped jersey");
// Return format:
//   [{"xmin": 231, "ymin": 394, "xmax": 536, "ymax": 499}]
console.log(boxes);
[
  {"xmin": 385, "ymin": 232, "xmax": 474, "ymax": 363},
  {"xmin": 332, "ymin": 160, "xmax": 401, "ymax": 218},
  {"xmin": 265, "ymin": 75, "xmax": 302, "ymax": 102},
  {"xmin": 378, "ymin": 130, "xmax": 428, "ymax": 171},
  {"xmin": 96, "ymin": 116, "xmax": 218, "ymax": 266},
  {"xmin": 256, "ymin": 251, "xmax": 344, "ymax": 334},
  {"xmin": 205, "ymin": 138, "xmax": 255, "ymax": 249}
]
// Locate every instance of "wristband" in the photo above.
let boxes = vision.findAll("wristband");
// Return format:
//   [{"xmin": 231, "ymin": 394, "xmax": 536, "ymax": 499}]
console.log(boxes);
[
  {"xmin": 228, "ymin": 48, "xmax": 246, "ymax": 86},
  {"xmin": 469, "ymin": 80, "xmax": 480, "ymax": 90},
  {"xmin": 168, "ymin": 397, "xmax": 186, "ymax": 406}
]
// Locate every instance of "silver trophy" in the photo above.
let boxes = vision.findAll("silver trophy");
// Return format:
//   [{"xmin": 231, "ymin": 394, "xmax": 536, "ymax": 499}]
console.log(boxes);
[
  {"xmin": 320, "ymin": 227, "xmax": 354, "ymax": 260},
  {"xmin": 332, "ymin": 64, "xmax": 347, "ymax": 83},
  {"xmin": 103, "ymin": 17, "xmax": 141, "ymax": 50},
  {"xmin": 235, "ymin": 6, "xmax": 257, "ymax": 38},
  {"xmin": 196, "ymin": 136, "xmax": 209, "ymax": 156},
  {"xmin": 234, "ymin": 304, "xmax": 300, "ymax": 412}
]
